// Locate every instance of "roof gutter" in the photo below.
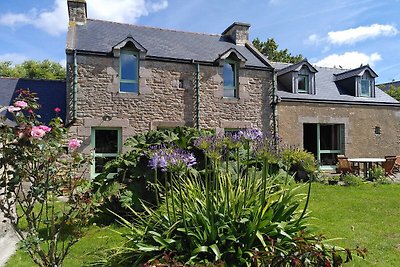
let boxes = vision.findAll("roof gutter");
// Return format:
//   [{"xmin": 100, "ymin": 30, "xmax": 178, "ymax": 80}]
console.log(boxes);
[{"xmin": 279, "ymin": 97, "xmax": 400, "ymax": 107}]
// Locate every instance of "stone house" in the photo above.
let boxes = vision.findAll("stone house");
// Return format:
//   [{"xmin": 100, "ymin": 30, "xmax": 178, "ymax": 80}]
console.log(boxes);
[
  {"xmin": 66, "ymin": 0, "xmax": 274, "ymax": 177},
  {"xmin": 272, "ymin": 61, "xmax": 400, "ymax": 170},
  {"xmin": 65, "ymin": 0, "xmax": 399, "ymax": 176}
]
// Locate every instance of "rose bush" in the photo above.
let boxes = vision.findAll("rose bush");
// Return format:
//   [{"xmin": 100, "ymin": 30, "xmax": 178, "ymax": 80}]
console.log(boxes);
[{"xmin": 0, "ymin": 90, "xmax": 96, "ymax": 267}]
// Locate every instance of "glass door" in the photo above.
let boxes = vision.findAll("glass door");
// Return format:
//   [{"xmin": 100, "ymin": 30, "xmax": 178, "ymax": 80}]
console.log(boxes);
[{"xmin": 303, "ymin": 123, "xmax": 344, "ymax": 170}]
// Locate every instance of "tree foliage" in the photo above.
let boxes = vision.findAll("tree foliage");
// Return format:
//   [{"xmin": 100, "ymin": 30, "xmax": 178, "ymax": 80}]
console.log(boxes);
[
  {"xmin": 384, "ymin": 84, "xmax": 400, "ymax": 102},
  {"xmin": 252, "ymin": 38, "xmax": 303, "ymax": 63},
  {"xmin": 0, "ymin": 60, "xmax": 66, "ymax": 80}
]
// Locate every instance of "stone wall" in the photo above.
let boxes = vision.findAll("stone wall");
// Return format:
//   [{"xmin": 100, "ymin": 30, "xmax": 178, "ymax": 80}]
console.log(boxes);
[
  {"xmin": 66, "ymin": 54, "xmax": 274, "ymax": 154},
  {"xmin": 277, "ymin": 101, "xmax": 400, "ymax": 157}
]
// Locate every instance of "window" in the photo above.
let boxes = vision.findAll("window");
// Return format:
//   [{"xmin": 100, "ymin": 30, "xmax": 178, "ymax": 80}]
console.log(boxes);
[
  {"xmin": 224, "ymin": 128, "xmax": 243, "ymax": 136},
  {"xmin": 303, "ymin": 123, "xmax": 344, "ymax": 170},
  {"xmin": 223, "ymin": 60, "xmax": 238, "ymax": 97},
  {"xmin": 298, "ymin": 75, "xmax": 309, "ymax": 93},
  {"xmin": 91, "ymin": 128, "xmax": 121, "ymax": 177},
  {"xmin": 360, "ymin": 79, "xmax": 371, "ymax": 97},
  {"xmin": 120, "ymin": 49, "xmax": 139, "ymax": 93}
]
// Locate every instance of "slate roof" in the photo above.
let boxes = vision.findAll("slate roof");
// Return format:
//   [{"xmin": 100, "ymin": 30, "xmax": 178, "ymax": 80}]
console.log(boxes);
[
  {"xmin": 0, "ymin": 77, "xmax": 66, "ymax": 123},
  {"xmin": 68, "ymin": 19, "xmax": 270, "ymax": 68},
  {"xmin": 334, "ymin": 64, "xmax": 378, "ymax": 81},
  {"xmin": 272, "ymin": 62, "xmax": 400, "ymax": 106},
  {"xmin": 276, "ymin": 59, "xmax": 318, "ymax": 76}
]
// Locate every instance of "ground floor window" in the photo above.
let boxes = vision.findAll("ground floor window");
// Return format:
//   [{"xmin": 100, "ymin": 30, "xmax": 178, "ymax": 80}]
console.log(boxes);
[
  {"xmin": 303, "ymin": 123, "xmax": 344, "ymax": 170},
  {"xmin": 91, "ymin": 128, "xmax": 122, "ymax": 177},
  {"xmin": 224, "ymin": 128, "xmax": 243, "ymax": 136}
]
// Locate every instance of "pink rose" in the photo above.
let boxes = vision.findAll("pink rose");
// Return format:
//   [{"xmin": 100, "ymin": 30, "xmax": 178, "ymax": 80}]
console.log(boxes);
[
  {"xmin": 14, "ymin": 101, "xmax": 28, "ymax": 108},
  {"xmin": 38, "ymin": 125, "xmax": 52, "ymax": 132},
  {"xmin": 54, "ymin": 107, "xmax": 61, "ymax": 113},
  {"xmin": 8, "ymin": 106, "xmax": 21, "ymax": 112},
  {"xmin": 30, "ymin": 126, "xmax": 46, "ymax": 139},
  {"xmin": 68, "ymin": 138, "xmax": 82, "ymax": 150}
]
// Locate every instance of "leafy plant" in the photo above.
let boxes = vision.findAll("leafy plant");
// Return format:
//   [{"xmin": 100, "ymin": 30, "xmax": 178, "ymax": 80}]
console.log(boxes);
[
  {"xmin": 341, "ymin": 173, "xmax": 363, "ymax": 186},
  {"xmin": 92, "ymin": 127, "xmax": 213, "ymax": 214},
  {"xmin": 97, "ymin": 130, "xmax": 360, "ymax": 266},
  {"xmin": 0, "ymin": 90, "xmax": 96, "ymax": 267},
  {"xmin": 369, "ymin": 166, "xmax": 391, "ymax": 185},
  {"xmin": 281, "ymin": 147, "xmax": 319, "ymax": 182}
]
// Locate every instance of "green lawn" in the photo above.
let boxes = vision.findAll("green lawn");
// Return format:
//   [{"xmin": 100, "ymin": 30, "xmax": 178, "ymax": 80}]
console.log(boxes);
[
  {"xmin": 6, "ymin": 183, "xmax": 400, "ymax": 266},
  {"xmin": 5, "ymin": 223, "xmax": 128, "ymax": 267},
  {"xmin": 307, "ymin": 183, "xmax": 400, "ymax": 266}
]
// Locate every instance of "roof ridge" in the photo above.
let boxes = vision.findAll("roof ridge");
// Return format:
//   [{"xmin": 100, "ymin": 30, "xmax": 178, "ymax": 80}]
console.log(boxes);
[
  {"xmin": 87, "ymin": 18, "xmax": 222, "ymax": 37},
  {"xmin": 0, "ymin": 76, "xmax": 66, "ymax": 82}
]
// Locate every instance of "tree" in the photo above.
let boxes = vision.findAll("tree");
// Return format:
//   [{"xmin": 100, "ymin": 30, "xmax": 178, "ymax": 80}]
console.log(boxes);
[
  {"xmin": 252, "ymin": 38, "xmax": 303, "ymax": 63},
  {"xmin": 0, "ymin": 60, "xmax": 66, "ymax": 80},
  {"xmin": 384, "ymin": 85, "xmax": 400, "ymax": 102}
]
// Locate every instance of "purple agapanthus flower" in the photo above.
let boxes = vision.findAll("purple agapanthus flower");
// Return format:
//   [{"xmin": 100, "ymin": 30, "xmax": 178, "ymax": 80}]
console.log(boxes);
[
  {"xmin": 148, "ymin": 146, "xmax": 196, "ymax": 172},
  {"xmin": 238, "ymin": 128, "xmax": 263, "ymax": 141}
]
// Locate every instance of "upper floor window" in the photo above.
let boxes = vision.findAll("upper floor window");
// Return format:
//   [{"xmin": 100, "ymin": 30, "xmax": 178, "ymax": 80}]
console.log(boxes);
[
  {"xmin": 360, "ymin": 79, "xmax": 372, "ymax": 97},
  {"xmin": 223, "ymin": 59, "xmax": 238, "ymax": 98},
  {"xmin": 298, "ymin": 74, "xmax": 309, "ymax": 93},
  {"xmin": 120, "ymin": 49, "xmax": 139, "ymax": 93}
]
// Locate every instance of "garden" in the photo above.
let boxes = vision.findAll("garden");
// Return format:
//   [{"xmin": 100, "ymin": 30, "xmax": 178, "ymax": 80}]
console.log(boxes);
[{"xmin": 2, "ymin": 91, "xmax": 398, "ymax": 266}]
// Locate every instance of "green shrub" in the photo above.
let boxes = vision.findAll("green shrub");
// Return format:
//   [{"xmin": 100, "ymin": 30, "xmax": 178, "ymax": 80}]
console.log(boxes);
[
  {"xmin": 341, "ymin": 173, "xmax": 363, "ymax": 186},
  {"xmin": 369, "ymin": 166, "xmax": 392, "ymax": 184},
  {"xmin": 281, "ymin": 147, "xmax": 319, "ymax": 182},
  {"xmin": 97, "ymin": 130, "xmax": 360, "ymax": 266}
]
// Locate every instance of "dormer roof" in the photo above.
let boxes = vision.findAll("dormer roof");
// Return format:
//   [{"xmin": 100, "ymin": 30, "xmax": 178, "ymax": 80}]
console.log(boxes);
[
  {"xmin": 334, "ymin": 65, "xmax": 378, "ymax": 81},
  {"xmin": 277, "ymin": 59, "xmax": 318, "ymax": 76},
  {"xmin": 112, "ymin": 35, "xmax": 147, "ymax": 53}
]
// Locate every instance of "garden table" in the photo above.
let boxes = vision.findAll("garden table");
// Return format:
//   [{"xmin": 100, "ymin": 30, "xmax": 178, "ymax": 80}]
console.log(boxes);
[{"xmin": 348, "ymin": 158, "xmax": 385, "ymax": 178}]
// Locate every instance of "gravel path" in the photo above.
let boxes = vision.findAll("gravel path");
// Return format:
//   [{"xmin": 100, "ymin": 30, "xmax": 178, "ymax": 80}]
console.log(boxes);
[{"xmin": 0, "ymin": 214, "xmax": 19, "ymax": 267}]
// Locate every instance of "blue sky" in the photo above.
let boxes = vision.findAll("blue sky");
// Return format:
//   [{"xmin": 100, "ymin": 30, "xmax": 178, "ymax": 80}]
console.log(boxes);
[{"xmin": 0, "ymin": 0, "xmax": 399, "ymax": 83}]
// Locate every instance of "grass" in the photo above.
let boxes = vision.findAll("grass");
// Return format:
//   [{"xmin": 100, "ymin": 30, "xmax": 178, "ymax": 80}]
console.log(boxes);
[
  {"xmin": 307, "ymin": 183, "xmax": 400, "ymax": 266},
  {"xmin": 6, "ymin": 183, "xmax": 400, "ymax": 266},
  {"xmin": 5, "ymin": 223, "xmax": 128, "ymax": 267}
]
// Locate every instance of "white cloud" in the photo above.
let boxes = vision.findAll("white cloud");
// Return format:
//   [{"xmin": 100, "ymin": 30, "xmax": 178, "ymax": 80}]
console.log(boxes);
[
  {"xmin": 305, "ymin": 34, "xmax": 322, "ymax": 45},
  {"xmin": 313, "ymin": 51, "xmax": 382, "ymax": 69},
  {"xmin": 0, "ymin": 53, "xmax": 28, "ymax": 64},
  {"xmin": 0, "ymin": 13, "xmax": 32, "ymax": 26},
  {"xmin": 327, "ymin": 24, "xmax": 398, "ymax": 45},
  {"xmin": 0, "ymin": 0, "xmax": 168, "ymax": 36}
]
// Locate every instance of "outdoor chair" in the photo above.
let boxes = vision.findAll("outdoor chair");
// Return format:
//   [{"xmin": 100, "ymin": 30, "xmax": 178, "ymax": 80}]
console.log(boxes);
[
  {"xmin": 337, "ymin": 155, "xmax": 359, "ymax": 176},
  {"xmin": 393, "ymin": 156, "xmax": 400, "ymax": 173},
  {"xmin": 382, "ymin": 156, "xmax": 396, "ymax": 178}
]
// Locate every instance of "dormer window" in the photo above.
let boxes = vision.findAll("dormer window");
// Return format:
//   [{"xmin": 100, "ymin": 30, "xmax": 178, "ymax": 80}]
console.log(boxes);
[
  {"xmin": 120, "ymin": 49, "xmax": 139, "ymax": 93},
  {"xmin": 223, "ymin": 59, "xmax": 238, "ymax": 98},
  {"xmin": 112, "ymin": 36, "xmax": 147, "ymax": 95},
  {"xmin": 360, "ymin": 79, "xmax": 372, "ymax": 97},
  {"xmin": 275, "ymin": 60, "xmax": 317, "ymax": 95},
  {"xmin": 298, "ymin": 74, "xmax": 309, "ymax": 94}
]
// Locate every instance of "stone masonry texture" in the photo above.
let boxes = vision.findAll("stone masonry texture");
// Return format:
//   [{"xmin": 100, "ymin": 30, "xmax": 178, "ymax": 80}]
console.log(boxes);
[
  {"xmin": 277, "ymin": 101, "xmax": 400, "ymax": 157},
  {"xmin": 66, "ymin": 54, "xmax": 274, "ymax": 154}
]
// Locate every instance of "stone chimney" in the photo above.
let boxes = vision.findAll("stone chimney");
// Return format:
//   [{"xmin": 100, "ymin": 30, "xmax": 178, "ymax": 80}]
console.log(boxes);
[
  {"xmin": 67, "ymin": 0, "xmax": 87, "ymax": 24},
  {"xmin": 222, "ymin": 22, "xmax": 250, "ymax": 46}
]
